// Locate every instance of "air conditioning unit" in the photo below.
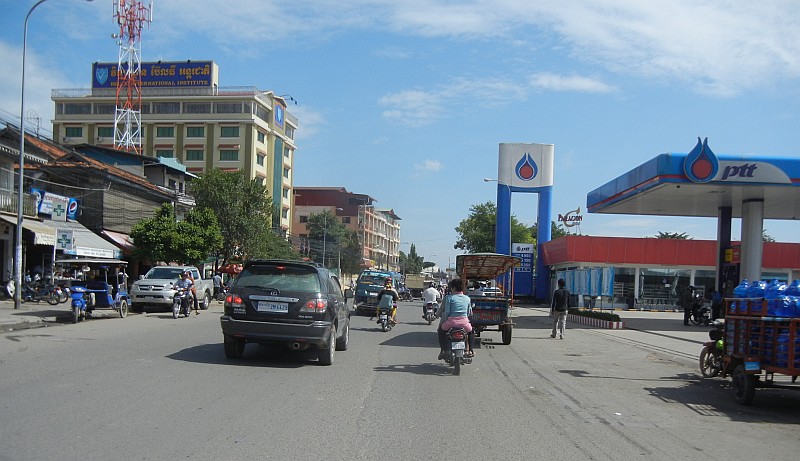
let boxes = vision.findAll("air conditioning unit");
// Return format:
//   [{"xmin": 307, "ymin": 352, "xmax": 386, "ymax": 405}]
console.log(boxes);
[{"xmin": 96, "ymin": 137, "xmax": 103, "ymax": 142}]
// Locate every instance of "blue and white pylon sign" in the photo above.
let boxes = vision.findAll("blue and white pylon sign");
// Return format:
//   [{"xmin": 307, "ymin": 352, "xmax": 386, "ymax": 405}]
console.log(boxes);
[{"xmin": 495, "ymin": 143, "xmax": 554, "ymax": 298}]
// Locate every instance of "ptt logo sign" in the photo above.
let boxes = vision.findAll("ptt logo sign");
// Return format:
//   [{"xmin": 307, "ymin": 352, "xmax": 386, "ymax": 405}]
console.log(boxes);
[{"xmin": 684, "ymin": 137, "xmax": 790, "ymax": 184}]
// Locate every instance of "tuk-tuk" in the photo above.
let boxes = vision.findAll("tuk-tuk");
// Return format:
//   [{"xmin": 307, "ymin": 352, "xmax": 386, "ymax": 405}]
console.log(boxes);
[
  {"xmin": 456, "ymin": 253, "xmax": 520, "ymax": 345},
  {"xmin": 55, "ymin": 258, "xmax": 130, "ymax": 322}
]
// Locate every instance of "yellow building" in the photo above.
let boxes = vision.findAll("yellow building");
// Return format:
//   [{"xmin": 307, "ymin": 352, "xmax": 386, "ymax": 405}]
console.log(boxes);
[{"xmin": 50, "ymin": 61, "xmax": 297, "ymax": 234}]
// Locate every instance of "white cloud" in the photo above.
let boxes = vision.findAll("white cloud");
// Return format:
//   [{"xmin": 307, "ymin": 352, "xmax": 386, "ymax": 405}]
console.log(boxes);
[
  {"xmin": 287, "ymin": 105, "xmax": 325, "ymax": 141},
  {"xmin": 529, "ymin": 73, "xmax": 615, "ymax": 93},
  {"xmin": 414, "ymin": 159, "xmax": 443, "ymax": 173}
]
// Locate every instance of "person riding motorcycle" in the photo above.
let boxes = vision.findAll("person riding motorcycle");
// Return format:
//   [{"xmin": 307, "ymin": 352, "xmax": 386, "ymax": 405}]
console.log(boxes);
[
  {"xmin": 421, "ymin": 284, "xmax": 441, "ymax": 319},
  {"xmin": 175, "ymin": 271, "xmax": 195, "ymax": 315},
  {"xmin": 372, "ymin": 278, "xmax": 399, "ymax": 324},
  {"xmin": 436, "ymin": 278, "xmax": 474, "ymax": 359}
]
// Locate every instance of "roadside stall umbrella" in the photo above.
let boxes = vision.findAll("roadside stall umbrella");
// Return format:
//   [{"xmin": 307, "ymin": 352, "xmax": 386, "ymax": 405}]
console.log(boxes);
[{"xmin": 218, "ymin": 263, "xmax": 243, "ymax": 275}]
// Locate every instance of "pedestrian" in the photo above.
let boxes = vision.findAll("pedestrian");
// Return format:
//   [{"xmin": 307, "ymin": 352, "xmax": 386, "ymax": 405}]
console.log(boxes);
[
  {"xmin": 550, "ymin": 278, "xmax": 569, "ymax": 339},
  {"xmin": 710, "ymin": 289, "xmax": 723, "ymax": 320},
  {"xmin": 213, "ymin": 272, "xmax": 223, "ymax": 300},
  {"xmin": 682, "ymin": 285, "xmax": 695, "ymax": 326}
]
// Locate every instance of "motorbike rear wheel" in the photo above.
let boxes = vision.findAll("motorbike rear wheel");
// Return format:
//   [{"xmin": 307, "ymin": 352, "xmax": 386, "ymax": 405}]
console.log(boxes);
[
  {"xmin": 453, "ymin": 353, "xmax": 461, "ymax": 376},
  {"xmin": 699, "ymin": 345, "xmax": 720, "ymax": 378},
  {"xmin": 46, "ymin": 293, "xmax": 60, "ymax": 305},
  {"xmin": 72, "ymin": 307, "xmax": 79, "ymax": 324}
]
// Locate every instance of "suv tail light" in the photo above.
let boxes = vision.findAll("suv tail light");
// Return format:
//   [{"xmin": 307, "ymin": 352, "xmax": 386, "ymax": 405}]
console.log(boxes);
[{"xmin": 300, "ymin": 298, "xmax": 328, "ymax": 313}]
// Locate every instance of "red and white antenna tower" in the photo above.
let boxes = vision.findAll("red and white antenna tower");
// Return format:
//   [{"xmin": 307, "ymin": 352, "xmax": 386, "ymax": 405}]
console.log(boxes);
[{"xmin": 113, "ymin": 0, "xmax": 152, "ymax": 155}]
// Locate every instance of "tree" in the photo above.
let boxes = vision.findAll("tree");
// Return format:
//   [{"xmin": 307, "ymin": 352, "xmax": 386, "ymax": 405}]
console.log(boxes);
[
  {"xmin": 763, "ymin": 229, "xmax": 776, "ymax": 242},
  {"xmin": 189, "ymin": 168, "xmax": 297, "ymax": 263},
  {"xmin": 530, "ymin": 221, "xmax": 569, "ymax": 240},
  {"xmin": 305, "ymin": 210, "xmax": 348, "ymax": 268},
  {"xmin": 654, "ymin": 231, "xmax": 691, "ymax": 239},
  {"xmin": 131, "ymin": 203, "xmax": 223, "ymax": 265},
  {"xmin": 454, "ymin": 202, "xmax": 533, "ymax": 253}
]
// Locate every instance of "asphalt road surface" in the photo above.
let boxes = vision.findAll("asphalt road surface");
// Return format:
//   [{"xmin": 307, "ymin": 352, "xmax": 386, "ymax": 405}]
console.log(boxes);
[{"xmin": 0, "ymin": 300, "xmax": 798, "ymax": 461}]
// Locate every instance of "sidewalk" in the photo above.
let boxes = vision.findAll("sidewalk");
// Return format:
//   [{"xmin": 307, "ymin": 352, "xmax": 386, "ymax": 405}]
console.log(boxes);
[{"xmin": 0, "ymin": 298, "xmax": 128, "ymax": 332}]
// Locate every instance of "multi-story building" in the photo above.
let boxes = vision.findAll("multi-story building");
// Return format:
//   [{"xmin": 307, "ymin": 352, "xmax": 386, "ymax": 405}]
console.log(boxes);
[
  {"xmin": 50, "ymin": 61, "xmax": 298, "ymax": 234},
  {"xmin": 292, "ymin": 187, "xmax": 402, "ymax": 271}
]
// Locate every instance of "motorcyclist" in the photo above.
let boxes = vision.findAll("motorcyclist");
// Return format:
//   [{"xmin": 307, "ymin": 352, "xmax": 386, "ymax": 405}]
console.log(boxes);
[
  {"xmin": 421, "ymin": 284, "xmax": 441, "ymax": 319},
  {"xmin": 436, "ymin": 278, "xmax": 474, "ymax": 359},
  {"xmin": 175, "ymin": 271, "xmax": 195, "ymax": 315},
  {"xmin": 371, "ymin": 278, "xmax": 399, "ymax": 324}
]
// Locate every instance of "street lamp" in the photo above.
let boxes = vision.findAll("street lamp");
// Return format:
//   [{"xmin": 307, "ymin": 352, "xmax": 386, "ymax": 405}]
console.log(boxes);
[
  {"xmin": 16, "ymin": 0, "xmax": 94, "ymax": 309},
  {"xmin": 322, "ymin": 207, "xmax": 343, "ymax": 268}
]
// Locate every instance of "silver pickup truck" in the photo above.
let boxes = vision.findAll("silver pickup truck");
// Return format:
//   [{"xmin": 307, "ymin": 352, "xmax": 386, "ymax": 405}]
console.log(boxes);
[{"xmin": 130, "ymin": 266, "xmax": 213, "ymax": 312}]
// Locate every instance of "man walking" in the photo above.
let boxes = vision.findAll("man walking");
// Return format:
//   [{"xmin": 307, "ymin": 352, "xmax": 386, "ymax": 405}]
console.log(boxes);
[{"xmin": 550, "ymin": 278, "xmax": 570, "ymax": 339}]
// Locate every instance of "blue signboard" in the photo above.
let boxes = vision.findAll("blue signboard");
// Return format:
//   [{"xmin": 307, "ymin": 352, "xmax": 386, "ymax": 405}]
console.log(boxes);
[
  {"xmin": 512, "ymin": 243, "xmax": 534, "ymax": 296},
  {"xmin": 92, "ymin": 61, "xmax": 215, "ymax": 89}
]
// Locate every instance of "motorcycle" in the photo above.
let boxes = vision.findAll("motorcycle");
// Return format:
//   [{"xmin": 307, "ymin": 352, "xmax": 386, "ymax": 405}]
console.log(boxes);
[
  {"xmin": 55, "ymin": 283, "xmax": 70, "ymax": 304},
  {"xmin": 690, "ymin": 300, "xmax": 711, "ymax": 326},
  {"xmin": 20, "ymin": 282, "xmax": 60, "ymax": 305},
  {"xmin": 424, "ymin": 301, "xmax": 438, "ymax": 325},
  {"xmin": 70, "ymin": 286, "xmax": 89, "ymax": 324},
  {"xmin": 699, "ymin": 319, "xmax": 725, "ymax": 377},
  {"xmin": 173, "ymin": 286, "xmax": 193, "ymax": 319},
  {"xmin": 443, "ymin": 327, "xmax": 472, "ymax": 376},
  {"xmin": 377, "ymin": 306, "xmax": 394, "ymax": 332},
  {"xmin": 215, "ymin": 285, "xmax": 229, "ymax": 302}
]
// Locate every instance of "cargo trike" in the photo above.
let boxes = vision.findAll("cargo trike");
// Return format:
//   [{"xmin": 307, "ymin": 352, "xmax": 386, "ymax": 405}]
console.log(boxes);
[{"xmin": 456, "ymin": 253, "xmax": 520, "ymax": 345}]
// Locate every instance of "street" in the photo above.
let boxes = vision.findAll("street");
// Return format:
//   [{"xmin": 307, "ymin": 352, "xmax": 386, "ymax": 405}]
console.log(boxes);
[{"xmin": 0, "ymin": 300, "xmax": 798, "ymax": 461}]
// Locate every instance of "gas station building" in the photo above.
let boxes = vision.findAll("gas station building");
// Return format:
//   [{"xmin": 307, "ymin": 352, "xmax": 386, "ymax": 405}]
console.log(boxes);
[{"xmin": 540, "ymin": 139, "xmax": 800, "ymax": 307}]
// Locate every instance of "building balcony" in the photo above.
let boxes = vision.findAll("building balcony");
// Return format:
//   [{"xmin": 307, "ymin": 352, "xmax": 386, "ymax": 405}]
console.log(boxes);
[{"xmin": 0, "ymin": 190, "xmax": 39, "ymax": 216}]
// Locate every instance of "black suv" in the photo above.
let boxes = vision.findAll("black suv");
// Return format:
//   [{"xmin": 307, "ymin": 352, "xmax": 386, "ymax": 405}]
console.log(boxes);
[{"xmin": 220, "ymin": 260, "xmax": 350, "ymax": 365}]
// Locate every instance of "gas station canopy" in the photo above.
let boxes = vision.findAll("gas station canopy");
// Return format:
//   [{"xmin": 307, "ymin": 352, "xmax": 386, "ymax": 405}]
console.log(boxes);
[{"xmin": 587, "ymin": 140, "xmax": 800, "ymax": 220}]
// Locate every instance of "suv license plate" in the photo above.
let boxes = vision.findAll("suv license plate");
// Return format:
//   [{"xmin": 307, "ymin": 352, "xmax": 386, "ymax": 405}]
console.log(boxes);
[
  {"xmin": 451, "ymin": 341, "xmax": 465, "ymax": 350},
  {"xmin": 257, "ymin": 301, "xmax": 288, "ymax": 313}
]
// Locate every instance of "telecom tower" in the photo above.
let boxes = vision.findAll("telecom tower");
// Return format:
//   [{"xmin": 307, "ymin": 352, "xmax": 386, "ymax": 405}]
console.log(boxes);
[{"xmin": 113, "ymin": 0, "xmax": 152, "ymax": 155}]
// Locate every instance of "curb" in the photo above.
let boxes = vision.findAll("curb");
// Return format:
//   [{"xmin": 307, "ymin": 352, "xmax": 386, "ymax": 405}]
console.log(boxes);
[{"xmin": 568, "ymin": 313, "xmax": 625, "ymax": 329}]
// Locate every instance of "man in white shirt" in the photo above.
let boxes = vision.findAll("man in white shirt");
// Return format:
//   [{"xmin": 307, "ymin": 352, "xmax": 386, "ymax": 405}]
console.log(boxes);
[{"xmin": 422, "ymin": 284, "xmax": 441, "ymax": 319}]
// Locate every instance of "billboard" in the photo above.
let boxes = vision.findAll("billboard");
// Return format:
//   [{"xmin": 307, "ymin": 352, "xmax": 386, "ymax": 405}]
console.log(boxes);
[
  {"xmin": 92, "ymin": 61, "xmax": 217, "ymax": 89},
  {"xmin": 498, "ymin": 143, "xmax": 554, "ymax": 191}
]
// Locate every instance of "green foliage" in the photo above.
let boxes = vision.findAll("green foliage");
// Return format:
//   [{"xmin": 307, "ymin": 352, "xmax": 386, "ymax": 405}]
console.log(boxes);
[
  {"xmin": 400, "ymin": 244, "xmax": 425, "ymax": 274},
  {"xmin": 304, "ymin": 210, "xmax": 355, "ymax": 270},
  {"xmin": 131, "ymin": 203, "xmax": 223, "ymax": 265},
  {"xmin": 654, "ymin": 231, "xmax": 691, "ymax": 239},
  {"xmin": 530, "ymin": 221, "xmax": 569, "ymax": 239},
  {"xmin": 763, "ymin": 229, "xmax": 776, "ymax": 242},
  {"xmin": 454, "ymin": 202, "xmax": 533, "ymax": 253},
  {"xmin": 189, "ymin": 169, "xmax": 299, "ymax": 263},
  {"xmin": 567, "ymin": 308, "xmax": 621, "ymax": 322}
]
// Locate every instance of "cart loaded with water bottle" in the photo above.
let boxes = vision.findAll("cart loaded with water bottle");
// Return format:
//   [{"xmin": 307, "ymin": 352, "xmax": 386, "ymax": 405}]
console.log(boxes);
[
  {"xmin": 456, "ymin": 253, "xmax": 520, "ymax": 345},
  {"xmin": 719, "ymin": 279, "xmax": 800, "ymax": 405}
]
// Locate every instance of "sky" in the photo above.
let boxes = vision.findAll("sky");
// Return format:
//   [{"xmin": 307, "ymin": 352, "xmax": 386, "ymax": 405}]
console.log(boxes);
[{"xmin": 1, "ymin": 0, "xmax": 799, "ymax": 270}]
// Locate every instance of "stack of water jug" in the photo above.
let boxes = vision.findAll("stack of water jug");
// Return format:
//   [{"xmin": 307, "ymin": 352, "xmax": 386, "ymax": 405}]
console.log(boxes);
[{"xmin": 729, "ymin": 279, "xmax": 800, "ymax": 368}]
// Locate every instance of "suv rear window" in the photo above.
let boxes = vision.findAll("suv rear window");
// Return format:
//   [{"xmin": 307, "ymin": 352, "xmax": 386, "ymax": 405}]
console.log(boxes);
[{"xmin": 235, "ymin": 264, "xmax": 322, "ymax": 292}]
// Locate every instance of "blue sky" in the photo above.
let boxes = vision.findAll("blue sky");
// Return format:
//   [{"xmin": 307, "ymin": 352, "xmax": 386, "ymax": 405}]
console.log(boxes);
[{"xmin": 2, "ymin": 1, "xmax": 799, "ymax": 270}]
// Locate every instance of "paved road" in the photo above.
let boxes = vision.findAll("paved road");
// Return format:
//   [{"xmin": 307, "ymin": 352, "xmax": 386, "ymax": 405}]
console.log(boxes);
[{"xmin": 0, "ymin": 300, "xmax": 798, "ymax": 461}]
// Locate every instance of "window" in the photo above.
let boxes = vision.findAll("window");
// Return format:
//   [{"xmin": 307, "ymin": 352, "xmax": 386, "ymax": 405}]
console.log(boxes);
[
  {"xmin": 94, "ymin": 103, "xmax": 115, "ymax": 114},
  {"xmin": 184, "ymin": 102, "xmax": 211, "ymax": 114},
  {"xmin": 64, "ymin": 126, "xmax": 82, "ymax": 137},
  {"xmin": 299, "ymin": 216, "xmax": 308, "ymax": 223},
  {"xmin": 282, "ymin": 208, "xmax": 289, "ymax": 219},
  {"xmin": 283, "ymin": 167, "xmax": 290, "ymax": 179},
  {"xmin": 342, "ymin": 217, "xmax": 351, "ymax": 224},
  {"xmin": 257, "ymin": 153, "xmax": 265, "ymax": 166},
  {"xmin": 220, "ymin": 150, "xmax": 239, "ymax": 161},
  {"xmin": 254, "ymin": 105, "xmax": 270, "ymax": 122},
  {"xmin": 215, "ymin": 102, "xmax": 243, "ymax": 113},
  {"xmin": 220, "ymin": 126, "xmax": 239, "ymax": 137},
  {"xmin": 152, "ymin": 102, "xmax": 181, "ymax": 114},
  {"xmin": 186, "ymin": 149, "xmax": 204, "ymax": 161},
  {"xmin": 282, "ymin": 188, "xmax": 289, "ymax": 199},
  {"xmin": 285, "ymin": 126, "xmax": 295, "ymax": 140},
  {"xmin": 156, "ymin": 149, "xmax": 174, "ymax": 158},
  {"xmin": 284, "ymin": 147, "xmax": 291, "ymax": 159},
  {"xmin": 96, "ymin": 126, "xmax": 113, "ymax": 138},
  {"xmin": 156, "ymin": 126, "xmax": 175, "ymax": 137},
  {"xmin": 64, "ymin": 103, "xmax": 91, "ymax": 115},
  {"xmin": 168, "ymin": 179, "xmax": 177, "ymax": 189},
  {"xmin": 257, "ymin": 131, "xmax": 266, "ymax": 143},
  {"xmin": 186, "ymin": 126, "xmax": 204, "ymax": 138}
]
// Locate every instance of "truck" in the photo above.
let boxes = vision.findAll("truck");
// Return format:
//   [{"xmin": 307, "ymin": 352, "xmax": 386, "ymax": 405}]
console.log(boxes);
[
  {"xmin": 404, "ymin": 274, "xmax": 431, "ymax": 299},
  {"xmin": 130, "ymin": 265, "xmax": 214, "ymax": 312},
  {"xmin": 353, "ymin": 269, "xmax": 402, "ymax": 315}
]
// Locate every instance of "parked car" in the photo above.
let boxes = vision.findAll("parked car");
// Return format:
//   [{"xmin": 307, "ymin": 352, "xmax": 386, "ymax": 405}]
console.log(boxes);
[
  {"xmin": 130, "ymin": 265, "xmax": 213, "ymax": 312},
  {"xmin": 219, "ymin": 260, "xmax": 350, "ymax": 365}
]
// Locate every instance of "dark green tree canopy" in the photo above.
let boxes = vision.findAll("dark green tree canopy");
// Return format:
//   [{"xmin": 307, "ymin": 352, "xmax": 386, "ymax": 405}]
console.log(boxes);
[
  {"xmin": 189, "ymin": 168, "xmax": 297, "ymax": 263},
  {"xmin": 654, "ymin": 231, "xmax": 691, "ymax": 239},
  {"xmin": 130, "ymin": 203, "xmax": 223, "ymax": 265},
  {"xmin": 454, "ymin": 202, "xmax": 534, "ymax": 253}
]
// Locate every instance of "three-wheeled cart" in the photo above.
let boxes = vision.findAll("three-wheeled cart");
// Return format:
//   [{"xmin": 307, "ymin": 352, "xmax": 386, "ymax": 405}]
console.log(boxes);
[
  {"xmin": 55, "ymin": 258, "xmax": 130, "ymax": 321},
  {"xmin": 456, "ymin": 253, "xmax": 521, "ymax": 345},
  {"xmin": 720, "ymin": 298, "xmax": 800, "ymax": 405}
]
